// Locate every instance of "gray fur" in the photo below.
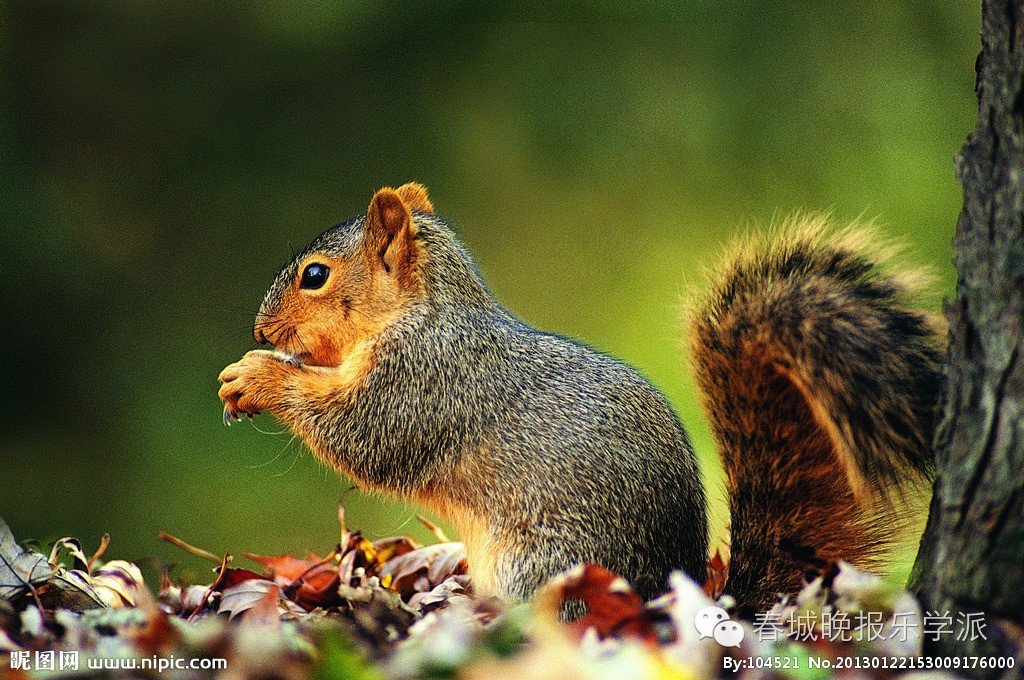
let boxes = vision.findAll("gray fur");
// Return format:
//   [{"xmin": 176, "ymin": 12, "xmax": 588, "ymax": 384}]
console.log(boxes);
[{"xmin": 261, "ymin": 212, "xmax": 709, "ymax": 601}]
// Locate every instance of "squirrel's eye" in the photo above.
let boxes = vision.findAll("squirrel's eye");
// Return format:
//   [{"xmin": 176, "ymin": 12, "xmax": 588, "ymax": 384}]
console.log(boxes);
[{"xmin": 300, "ymin": 263, "xmax": 330, "ymax": 290}]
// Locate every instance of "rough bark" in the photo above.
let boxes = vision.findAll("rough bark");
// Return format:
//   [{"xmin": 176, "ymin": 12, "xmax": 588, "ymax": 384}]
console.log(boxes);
[{"xmin": 909, "ymin": 0, "xmax": 1024, "ymax": 673}]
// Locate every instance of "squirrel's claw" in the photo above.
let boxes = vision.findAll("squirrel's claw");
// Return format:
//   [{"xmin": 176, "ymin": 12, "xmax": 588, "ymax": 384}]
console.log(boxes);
[
  {"xmin": 218, "ymin": 349, "xmax": 290, "ymax": 425},
  {"xmin": 223, "ymin": 404, "xmax": 246, "ymax": 425}
]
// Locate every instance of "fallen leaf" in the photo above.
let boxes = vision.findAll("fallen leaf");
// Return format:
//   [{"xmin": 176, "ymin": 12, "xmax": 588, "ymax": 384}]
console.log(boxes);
[
  {"xmin": 219, "ymin": 579, "xmax": 304, "ymax": 619},
  {"xmin": 288, "ymin": 562, "xmax": 341, "ymax": 611},
  {"xmin": 40, "ymin": 567, "xmax": 107, "ymax": 611},
  {"xmin": 0, "ymin": 517, "xmax": 53, "ymax": 600},
  {"xmin": 371, "ymin": 537, "xmax": 420, "ymax": 564},
  {"xmin": 243, "ymin": 552, "xmax": 322, "ymax": 587},
  {"xmin": 703, "ymin": 548, "xmax": 728, "ymax": 599},
  {"xmin": 48, "ymin": 537, "xmax": 90, "ymax": 571},
  {"xmin": 90, "ymin": 560, "xmax": 146, "ymax": 607},
  {"xmin": 408, "ymin": 575, "xmax": 472, "ymax": 612},
  {"xmin": 538, "ymin": 564, "xmax": 659, "ymax": 644},
  {"xmin": 381, "ymin": 543, "xmax": 467, "ymax": 600},
  {"xmin": 216, "ymin": 567, "xmax": 265, "ymax": 590}
]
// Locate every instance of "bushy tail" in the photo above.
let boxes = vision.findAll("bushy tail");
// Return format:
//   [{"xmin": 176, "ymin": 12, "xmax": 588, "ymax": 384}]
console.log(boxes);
[{"xmin": 688, "ymin": 215, "xmax": 945, "ymax": 607}]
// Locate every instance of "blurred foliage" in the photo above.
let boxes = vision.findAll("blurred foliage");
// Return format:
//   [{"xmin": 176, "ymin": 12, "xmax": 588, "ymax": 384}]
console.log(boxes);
[{"xmin": 1, "ymin": 1, "xmax": 978, "ymax": 584}]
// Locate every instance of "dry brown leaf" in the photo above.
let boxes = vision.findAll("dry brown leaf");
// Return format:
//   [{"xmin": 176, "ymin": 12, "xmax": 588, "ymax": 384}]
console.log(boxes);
[
  {"xmin": 90, "ymin": 560, "xmax": 146, "ymax": 607},
  {"xmin": 380, "ymin": 542, "xmax": 468, "ymax": 600},
  {"xmin": 39, "ymin": 568, "xmax": 107, "ymax": 611},
  {"xmin": 219, "ymin": 579, "xmax": 304, "ymax": 620},
  {"xmin": 371, "ymin": 536, "xmax": 420, "ymax": 564},
  {"xmin": 408, "ymin": 575, "xmax": 472, "ymax": 611}
]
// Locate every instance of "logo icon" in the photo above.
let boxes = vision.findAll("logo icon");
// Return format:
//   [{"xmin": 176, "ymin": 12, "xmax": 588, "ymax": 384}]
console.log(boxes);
[
  {"xmin": 695, "ymin": 605, "xmax": 745, "ymax": 647},
  {"xmin": 713, "ymin": 619, "xmax": 744, "ymax": 647}
]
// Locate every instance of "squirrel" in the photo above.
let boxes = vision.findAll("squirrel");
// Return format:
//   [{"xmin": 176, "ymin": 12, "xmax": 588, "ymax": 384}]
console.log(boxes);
[{"xmin": 218, "ymin": 184, "xmax": 944, "ymax": 608}]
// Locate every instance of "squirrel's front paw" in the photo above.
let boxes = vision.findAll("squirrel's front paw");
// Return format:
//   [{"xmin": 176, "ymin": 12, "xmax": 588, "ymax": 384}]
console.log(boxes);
[{"xmin": 218, "ymin": 350, "xmax": 297, "ymax": 423}]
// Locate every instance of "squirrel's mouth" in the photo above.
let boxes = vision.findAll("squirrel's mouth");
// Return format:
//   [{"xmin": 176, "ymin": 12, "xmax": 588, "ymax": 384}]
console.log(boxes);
[
  {"xmin": 258, "ymin": 321, "xmax": 349, "ymax": 368},
  {"xmin": 257, "ymin": 324, "xmax": 335, "ymax": 367}
]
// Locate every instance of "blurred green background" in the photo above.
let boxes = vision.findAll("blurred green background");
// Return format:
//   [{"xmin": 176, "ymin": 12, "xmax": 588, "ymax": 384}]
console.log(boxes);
[{"xmin": 2, "ymin": 1, "xmax": 977, "ymax": 584}]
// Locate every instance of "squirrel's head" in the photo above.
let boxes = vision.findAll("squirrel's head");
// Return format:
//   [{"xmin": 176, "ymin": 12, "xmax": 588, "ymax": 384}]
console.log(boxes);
[{"xmin": 254, "ymin": 183, "xmax": 434, "ymax": 367}]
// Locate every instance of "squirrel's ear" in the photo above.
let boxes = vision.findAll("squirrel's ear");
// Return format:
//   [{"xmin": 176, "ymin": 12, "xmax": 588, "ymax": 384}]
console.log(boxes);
[
  {"xmin": 364, "ymin": 187, "xmax": 420, "ymax": 280},
  {"xmin": 396, "ymin": 182, "xmax": 434, "ymax": 214}
]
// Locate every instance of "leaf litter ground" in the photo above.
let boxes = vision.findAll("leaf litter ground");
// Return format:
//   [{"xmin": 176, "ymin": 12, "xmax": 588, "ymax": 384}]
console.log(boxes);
[{"xmin": 0, "ymin": 507, "xmax": 987, "ymax": 679}]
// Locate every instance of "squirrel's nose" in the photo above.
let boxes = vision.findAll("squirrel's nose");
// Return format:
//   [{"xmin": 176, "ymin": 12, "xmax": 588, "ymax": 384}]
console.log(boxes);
[{"xmin": 254, "ymin": 327, "xmax": 268, "ymax": 345}]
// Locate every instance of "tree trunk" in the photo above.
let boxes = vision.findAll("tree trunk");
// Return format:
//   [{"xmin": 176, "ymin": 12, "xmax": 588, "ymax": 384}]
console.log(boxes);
[{"xmin": 909, "ymin": 0, "xmax": 1024, "ymax": 673}]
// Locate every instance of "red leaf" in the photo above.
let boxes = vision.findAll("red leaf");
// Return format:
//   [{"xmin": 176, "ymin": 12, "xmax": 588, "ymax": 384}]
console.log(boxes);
[
  {"xmin": 549, "ymin": 564, "xmax": 659, "ymax": 644},
  {"xmin": 216, "ymin": 567, "xmax": 265, "ymax": 590},
  {"xmin": 704, "ymin": 548, "xmax": 729, "ymax": 599},
  {"xmin": 242, "ymin": 553, "xmax": 321, "ymax": 587},
  {"xmin": 286, "ymin": 559, "xmax": 342, "ymax": 611}
]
